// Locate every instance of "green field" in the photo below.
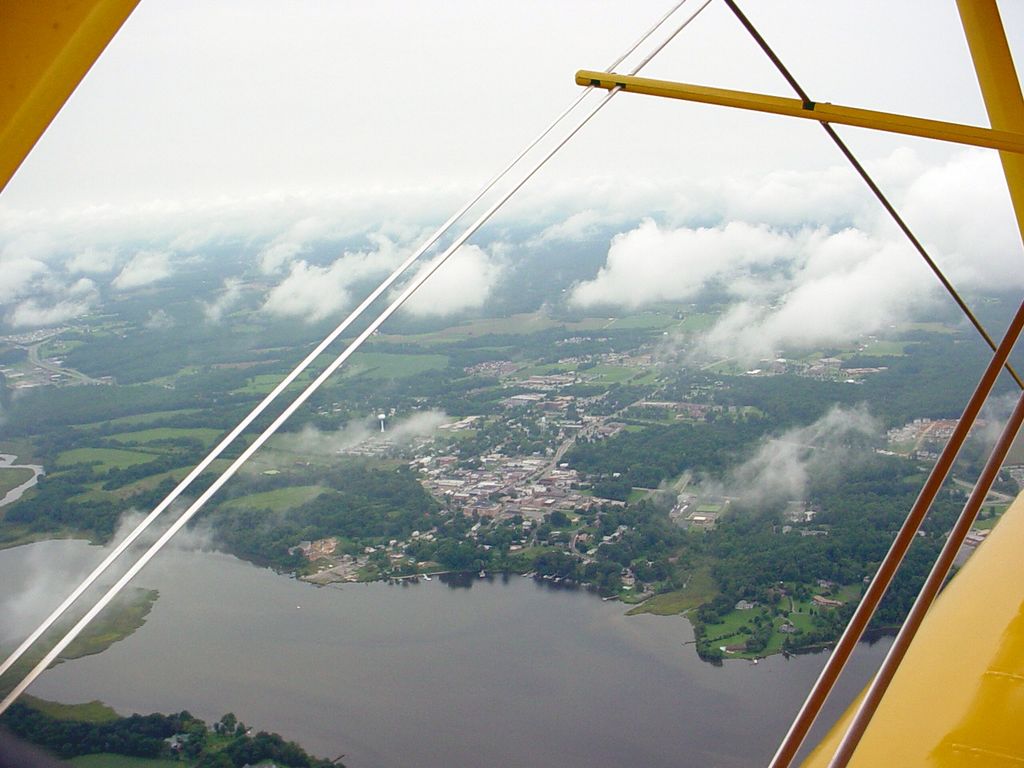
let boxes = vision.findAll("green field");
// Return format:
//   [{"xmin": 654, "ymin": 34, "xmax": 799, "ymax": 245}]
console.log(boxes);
[
  {"xmin": 676, "ymin": 313, "xmax": 716, "ymax": 332},
  {"xmin": 702, "ymin": 610, "xmax": 761, "ymax": 653},
  {"xmin": 631, "ymin": 370, "xmax": 660, "ymax": 385},
  {"xmin": 342, "ymin": 351, "xmax": 449, "ymax": 379},
  {"xmin": 107, "ymin": 427, "xmax": 225, "ymax": 448},
  {"xmin": 626, "ymin": 488, "xmax": 653, "ymax": 504},
  {"xmin": 68, "ymin": 485, "xmax": 118, "ymax": 505},
  {"xmin": 40, "ymin": 338, "xmax": 85, "ymax": 356},
  {"xmin": 233, "ymin": 371, "xmax": 314, "ymax": 395},
  {"xmin": 899, "ymin": 321, "xmax": 957, "ymax": 335},
  {"xmin": 20, "ymin": 695, "xmax": 118, "ymax": 724},
  {"xmin": 627, "ymin": 564, "xmax": 718, "ymax": 616},
  {"xmin": 584, "ymin": 365, "xmax": 640, "ymax": 384},
  {"xmin": 853, "ymin": 339, "xmax": 907, "ymax": 357},
  {"xmin": 602, "ymin": 312, "xmax": 678, "ymax": 330},
  {"xmin": 56, "ymin": 447, "xmax": 158, "ymax": 472},
  {"xmin": 69, "ymin": 755, "xmax": 186, "ymax": 768},
  {"xmin": 77, "ymin": 408, "xmax": 206, "ymax": 431},
  {"xmin": 0, "ymin": 467, "xmax": 35, "ymax": 496},
  {"xmin": 110, "ymin": 460, "xmax": 234, "ymax": 501},
  {"xmin": 220, "ymin": 485, "xmax": 329, "ymax": 512},
  {"xmin": 697, "ymin": 583, "xmax": 859, "ymax": 658},
  {"xmin": 377, "ymin": 309, "xmax": 698, "ymax": 344},
  {"xmin": 516, "ymin": 362, "xmax": 574, "ymax": 377},
  {"xmin": 379, "ymin": 311, "xmax": 608, "ymax": 343},
  {"xmin": 233, "ymin": 351, "xmax": 448, "ymax": 394}
]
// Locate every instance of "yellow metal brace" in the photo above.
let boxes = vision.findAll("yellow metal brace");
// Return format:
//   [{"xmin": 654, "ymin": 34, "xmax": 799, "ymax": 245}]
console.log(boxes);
[
  {"xmin": 0, "ymin": 0, "xmax": 140, "ymax": 192},
  {"xmin": 575, "ymin": 70, "xmax": 1024, "ymax": 155},
  {"xmin": 958, "ymin": 0, "xmax": 1024, "ymax": 241},
  {"xmin": 579, "ymin": 3, "xmax": 1024, "ymax": 766}
]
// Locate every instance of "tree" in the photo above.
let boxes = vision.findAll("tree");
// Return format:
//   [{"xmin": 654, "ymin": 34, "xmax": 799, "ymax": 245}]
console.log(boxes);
[{"xmin": 216, "ymin": 712, "xmax": 237, "ymax": 735}]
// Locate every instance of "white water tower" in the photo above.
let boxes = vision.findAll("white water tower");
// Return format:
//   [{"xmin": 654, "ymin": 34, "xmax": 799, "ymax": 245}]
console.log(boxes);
[{"xmin": 378, "ymin": 413, "xmax": 387, "ymax": 433}]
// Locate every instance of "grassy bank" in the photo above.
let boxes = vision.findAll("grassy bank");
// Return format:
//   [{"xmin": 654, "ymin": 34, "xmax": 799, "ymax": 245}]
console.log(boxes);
[
  {"xmin": 0, "ymin": 588, "xmax": 159, "ymax": 698},
  {"xmin": 626, "ymin": 564, "xmax": 717, "ymax": 616}
]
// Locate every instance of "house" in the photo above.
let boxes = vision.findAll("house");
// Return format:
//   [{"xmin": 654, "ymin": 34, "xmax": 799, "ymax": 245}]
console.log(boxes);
[
  {"xmin": 165, "ymin": 734, "xmax": 190, "ymax": 752},
  {"xmin": 812, "ymin": 595, "xmax": 844, "ymax": 609}
]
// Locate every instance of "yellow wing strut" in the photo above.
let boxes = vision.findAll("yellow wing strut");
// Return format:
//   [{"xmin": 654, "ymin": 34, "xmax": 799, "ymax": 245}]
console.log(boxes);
[
  {"xmin": 575, "ymin": 70, "xmax": 1024, "ymax": 155},
  {"xmin": 0, "ymin": 0, "xmax": 140, "ymax": 193}
]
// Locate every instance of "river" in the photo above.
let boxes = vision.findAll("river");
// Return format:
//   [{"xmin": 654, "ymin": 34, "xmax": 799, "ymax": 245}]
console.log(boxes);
[
  {"xmin": 0, "ymin": 455, "xmax": 43, "ymax": 508},
  {"xmin": 0, "ymin": 540, "xmax": 890, "ymax": 768}
]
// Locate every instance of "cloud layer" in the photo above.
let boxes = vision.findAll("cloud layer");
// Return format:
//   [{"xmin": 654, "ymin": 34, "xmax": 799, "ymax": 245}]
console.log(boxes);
[
  {"xmin": 397, "ymin": 245, "xmax": 504, "ymax": 317},
  {"xmin": 261, "ymin": 234, "xmax": 405, "ymax": 322},
  {"xmin": 0, "ymin": 148, "xmax": 1015, "ymax": 348},
  {"xmin": 112, "ymin": 250, "xmax": 172, "ymax": 290},
  {"xmin": 570, "ymin": 150, "xmax": 1020, "ymax": 361}
]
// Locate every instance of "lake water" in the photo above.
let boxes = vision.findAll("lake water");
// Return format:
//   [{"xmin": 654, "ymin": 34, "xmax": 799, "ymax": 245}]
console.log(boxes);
[{"xmin": 0, "ymin": 540, "xmax": 890, "ymax": 768}]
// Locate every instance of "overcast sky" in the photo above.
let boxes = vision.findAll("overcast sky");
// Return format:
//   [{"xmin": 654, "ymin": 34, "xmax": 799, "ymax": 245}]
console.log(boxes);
[
  {"xmin": 3, "ymin": 0, "xmax": 1022, "ymax": 211},
  {"xmin": 1, "ymin": 1, "xmax": 1023, "ymax": 355}
]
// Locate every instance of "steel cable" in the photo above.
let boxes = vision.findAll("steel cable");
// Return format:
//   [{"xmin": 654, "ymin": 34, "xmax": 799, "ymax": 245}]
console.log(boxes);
[
  {"xmin": 722, "ymin": 0, "xmax": 1023, "ymax": 391},
  {"xmin": 0, "ymin": 0, "xmax": 713, "ymax": 715},
  {"xmin": 829, "ymin": 380, "xmax": 1024, "ymax": 766},
  {"xmin": 0, "ymin": 0, "xmax": 696, "ymax": 688},
  {"xmin": 709, "ymin": 3, "xmax": 1024, "ymax": 765}
]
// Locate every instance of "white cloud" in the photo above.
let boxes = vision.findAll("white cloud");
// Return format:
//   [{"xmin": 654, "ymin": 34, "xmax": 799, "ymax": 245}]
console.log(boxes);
[
  {"xmin": 398, "ymin": 245, "xmax": 504, "ymax": 317},
  {"xmin": 701, "ymin": 231, "xmax": 932, "ymax": 360},
  {"xmin": 262, "ymin": 234, "xmax": 405, "ymax": 322},
  {"xmin": 533, "ymin": 209, "xmax": 602, "ymax": 244},
  {"xmin": 566, "ymin": 149, "xmax": 1019, "ymax": 362},
  {"xmin": 4, "ymin": 277, "xmax": 98, "ymax": 328},
  {"xmin": 258, "ymin": 241, "xmax": 304, "ymax": 275},
  {"xmin": 145, "ymin": 309, "xmax": 175, "ymax": 329},
  {"xmin": 203, "ymin": 278, "xmax": 244, "ymax": 322},
  {"xmin": 569, "ymin": 219, "xmax": 794, "ymax": 309},
  {"xmin": 274, "ymin": 410, "xmax": 447, "ymax": 456},
  {"xmin": 8, "ymin": 298, "xmax": 92, "ymax": 328},
  {"xmin": 0, "ymin": 257, "xmax": 48, "ymax": 302},
  {"xmin": 897, "ymin": 150, "xmax": 1023, "ymax": 290},
  {"xmin": 725, "ymin": 406, "xmax": 879, "ymax": 506},
  {"xmin": 384, "ymin": 410, "xmax": 449, "ymax": 442},
  {"xmin": 112, "ymin": 250, "xmax": 172, "ymax": 290},
  {"xmin": 263, "ymin": 260, "xmax": 353, "ymax": 321},
  {"xmin": 67, "ymin": 247, "xmax": 118, "ymax": 274}
]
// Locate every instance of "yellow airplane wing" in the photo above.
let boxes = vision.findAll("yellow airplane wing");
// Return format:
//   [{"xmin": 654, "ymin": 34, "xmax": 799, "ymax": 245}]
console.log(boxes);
[
  {"xmin": 0, "ymin": 0, "xmax": 139, "ymax": 192},
  {"xmin": 3, "ymin": 2, "xmax": 1024, "ymax": 767},
  {"xmin": 802, "ymin": 491, "xmax": 1024, "ymax": 767}
]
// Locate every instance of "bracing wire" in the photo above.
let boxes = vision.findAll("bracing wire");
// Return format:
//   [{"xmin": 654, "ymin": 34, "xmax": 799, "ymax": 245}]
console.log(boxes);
[
  {"xmin": 770, "ymin": 298, "xmax": 1024, "ymax": 768},
  {"xmin": 722, "ymin": 0, "xmax": 1024, "ymax": 391},
  {"xmin": 0, "ymin": 0, "xmax": 695, "ymax": 688},
  {"xmin": 711, "ymin": 3, "xmax": 1024, "ymax": 759},
  {"xmin": 0, "ymin": 0, "xmax": 713, "ymax": 716},
  {"xmin": 829, "ymin": 384, "xmax": 1024, "ymax": 764}
]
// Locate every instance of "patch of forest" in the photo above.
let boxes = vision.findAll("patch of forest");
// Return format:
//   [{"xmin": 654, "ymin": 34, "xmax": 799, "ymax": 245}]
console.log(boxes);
[{"xmin": 0, "ymin": 702, "xmax": 338, "ymax": 767}]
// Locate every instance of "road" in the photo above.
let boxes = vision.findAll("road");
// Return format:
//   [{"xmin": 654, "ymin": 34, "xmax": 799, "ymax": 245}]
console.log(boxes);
[{"xmin": 27, "ymin": 342, "xmax": 106, "ymax": 385}]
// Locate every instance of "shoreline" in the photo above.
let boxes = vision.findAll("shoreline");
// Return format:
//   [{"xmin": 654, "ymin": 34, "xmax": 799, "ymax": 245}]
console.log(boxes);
[{"xmin": 2, "ymin": 536, "xmax": 864, "ymax": 667}]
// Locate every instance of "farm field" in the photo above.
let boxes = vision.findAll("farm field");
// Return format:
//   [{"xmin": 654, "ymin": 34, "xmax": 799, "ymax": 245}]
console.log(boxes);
[
  {"xmin": 56, "ymin": 448, "xmax": 159, "ymax": 472},
  {"xmin": 220, "ymin": 485, "xmax": 329, "ymax": 512},
  {"xmin": 106, "ymin": 427, "xmax": 226, "ymax": 448}
]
